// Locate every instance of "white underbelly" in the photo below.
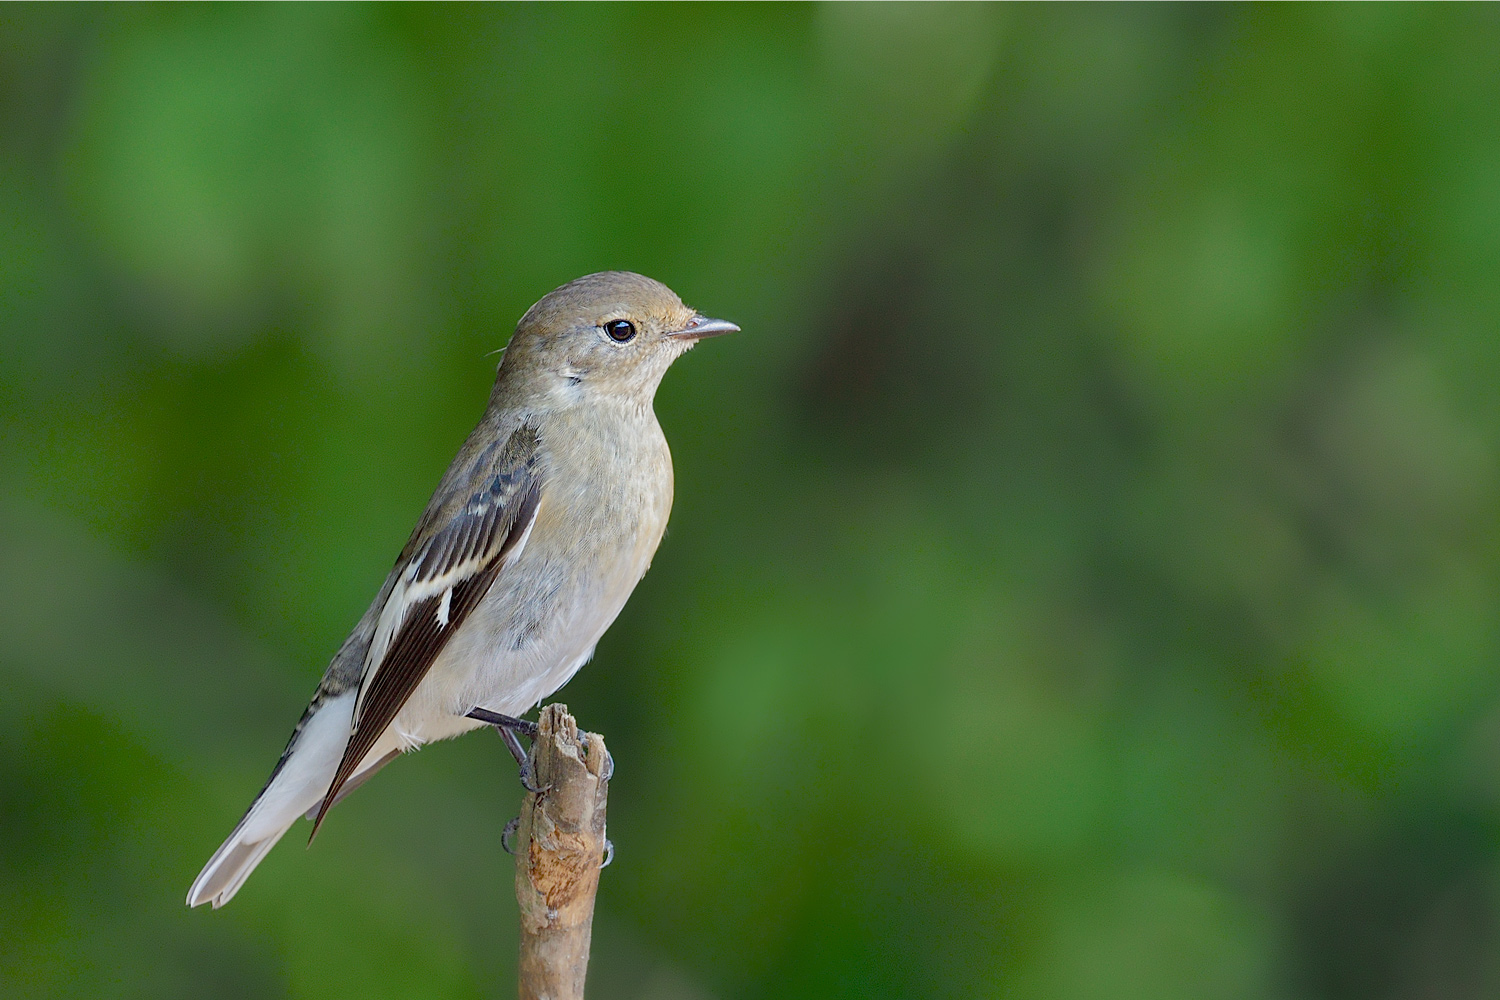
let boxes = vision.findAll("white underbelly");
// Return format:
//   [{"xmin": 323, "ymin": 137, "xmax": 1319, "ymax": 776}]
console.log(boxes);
[{"xmin": 379, "ymin": 557, "xmax": 639, "ymax": 753}]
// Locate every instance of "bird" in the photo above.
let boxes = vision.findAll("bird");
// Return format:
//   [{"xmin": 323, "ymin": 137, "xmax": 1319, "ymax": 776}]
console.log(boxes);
[{"xmin": 187, "ymin": 271, "xmax": 737, "ymax": 908}]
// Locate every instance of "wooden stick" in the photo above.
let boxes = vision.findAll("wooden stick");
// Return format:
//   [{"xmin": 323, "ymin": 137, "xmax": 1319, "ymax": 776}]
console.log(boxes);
[{"xmin": 515, "ymin": 704, "xmax": 610, "ymax": 1000}]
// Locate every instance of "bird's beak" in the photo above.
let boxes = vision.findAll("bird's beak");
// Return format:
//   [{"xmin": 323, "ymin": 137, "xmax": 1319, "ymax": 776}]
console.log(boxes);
[{"xmin": 667, "ymin": 315, "xmax": 740, "ymax": 340}]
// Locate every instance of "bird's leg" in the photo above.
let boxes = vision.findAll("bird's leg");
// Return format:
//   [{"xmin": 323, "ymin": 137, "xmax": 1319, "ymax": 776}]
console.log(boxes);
[
  {"xmin": 467, "ymin": 707, "xmax": 537, "ymax": 739},
  {"xmin": 498, "ymin": 726, "xmax": 549, "ymax": 794},
  {"xmin": 466, "ymin": 707, "xmax": 549, "ymax": 793}
]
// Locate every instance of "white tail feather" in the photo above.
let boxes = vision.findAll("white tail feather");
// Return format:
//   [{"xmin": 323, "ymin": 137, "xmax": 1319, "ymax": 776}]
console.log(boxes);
[
  {"xmin": 186, "ymin": 816, "xmax": 294, "ymax": 909},
  {"xmin": 187, "ymin": 691, "xmax": 357, "ymax": 908}
]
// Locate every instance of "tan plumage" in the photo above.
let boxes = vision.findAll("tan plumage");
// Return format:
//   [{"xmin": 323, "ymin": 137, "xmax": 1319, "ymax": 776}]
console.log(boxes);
[{"xmin": 188, "ymin": 272, "xmax": 736, "ymax": 908}]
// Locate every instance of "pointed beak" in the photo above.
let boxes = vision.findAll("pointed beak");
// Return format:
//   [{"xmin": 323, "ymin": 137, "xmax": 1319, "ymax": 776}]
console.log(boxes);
[{"xmin": 667, "ymin": 315, "xmax": 740, "ymax": 341}]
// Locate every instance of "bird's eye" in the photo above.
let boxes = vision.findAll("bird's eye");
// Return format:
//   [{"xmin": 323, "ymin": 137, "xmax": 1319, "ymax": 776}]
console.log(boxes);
[{"xmin": 604, "ymin": 320, "xmax": 637, "ymax": 343}]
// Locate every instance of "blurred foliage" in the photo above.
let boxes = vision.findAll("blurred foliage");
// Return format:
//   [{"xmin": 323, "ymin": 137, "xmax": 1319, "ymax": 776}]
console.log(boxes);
[{"xmin": 3, "ymin": 4, "xmax": 1500, "ymax": 999}]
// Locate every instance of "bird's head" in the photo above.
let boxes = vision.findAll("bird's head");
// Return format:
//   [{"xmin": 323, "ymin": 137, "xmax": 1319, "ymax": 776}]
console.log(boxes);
[{"xmin": 498, "ymin": 271, "xmax": 737, "ymax": 408}]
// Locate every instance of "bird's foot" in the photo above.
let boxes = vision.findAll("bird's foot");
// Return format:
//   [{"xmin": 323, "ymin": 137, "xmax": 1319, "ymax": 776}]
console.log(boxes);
[
  {"xmin": 579, "ymin": 732, "xmax": 615, "ymax": 782},
  {"xmin": 501, "ymin": 816, "xmax": 520, "ymax": 855},
  {"xmin": 467, "ymin": 707, "xmax": 551, "ymax": 794},
  {"xmin": 600, "ymin": 838, "xmax": 615, "ymax": 869},
  {"xmin": 515, "ymin": 756, "xmax": 549, "ymax": 795}
]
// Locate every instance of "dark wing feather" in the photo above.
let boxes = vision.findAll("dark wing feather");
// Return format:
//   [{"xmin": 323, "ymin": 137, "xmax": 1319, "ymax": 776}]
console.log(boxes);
[{"xmin": 310, "ymin": 423, "xmax": 542, "ymax": 839}]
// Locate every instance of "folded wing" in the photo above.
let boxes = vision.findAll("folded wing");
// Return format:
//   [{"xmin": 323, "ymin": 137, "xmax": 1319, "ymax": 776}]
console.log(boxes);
[{"xmin": 310, "ymin": 421, "xmax": 543, "ymax": 838}]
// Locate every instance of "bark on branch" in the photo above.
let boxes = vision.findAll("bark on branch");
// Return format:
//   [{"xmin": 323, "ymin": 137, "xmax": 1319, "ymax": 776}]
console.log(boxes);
[{"xmin": 515, "ymin": 704, "xmax": 610, "ymax": 1000}]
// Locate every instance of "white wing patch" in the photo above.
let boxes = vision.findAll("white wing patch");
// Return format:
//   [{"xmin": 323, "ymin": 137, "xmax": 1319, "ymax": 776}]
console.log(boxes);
[{"xmin": 355, "ymin": 481, "xmax": 537, "ymax": 729}]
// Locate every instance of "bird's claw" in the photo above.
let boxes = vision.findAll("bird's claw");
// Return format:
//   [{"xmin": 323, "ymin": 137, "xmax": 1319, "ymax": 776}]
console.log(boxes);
[
  {"xmin": 518, "ymin": 762, "xmax": 551, "ymax": 796},
  {"xmin": 600, "ymin": 838, "xmax": 614, "ymax": 869},
  {"xmin": 501, "ymin": 816, "xmax": 520, "ymax": 855},
  {"xmin": 580, "ymin": 733, "xmax": 615, "ymax": 782}
]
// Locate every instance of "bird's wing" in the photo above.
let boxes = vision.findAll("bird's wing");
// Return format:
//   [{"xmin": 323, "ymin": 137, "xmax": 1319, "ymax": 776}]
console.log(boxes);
[{"xmin": 310, "ymin": 421, "xmax": 543, "ymax": 837}]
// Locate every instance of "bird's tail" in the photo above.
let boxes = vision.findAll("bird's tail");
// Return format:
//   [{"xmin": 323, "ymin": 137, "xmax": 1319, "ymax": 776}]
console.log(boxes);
[
  {"xmin": 186, "ymin": 819, "xmax": 293, "ymax": 910},
  {"xmin": 187, "ymin": 691, "xmax": 357, "ymax": 909}
]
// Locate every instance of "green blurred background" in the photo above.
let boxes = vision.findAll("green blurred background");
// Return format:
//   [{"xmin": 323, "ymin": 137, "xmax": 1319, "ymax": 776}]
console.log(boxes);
[{"xmin": 4, "ymin": 4, "xmax": 1500, "ymax": 998}]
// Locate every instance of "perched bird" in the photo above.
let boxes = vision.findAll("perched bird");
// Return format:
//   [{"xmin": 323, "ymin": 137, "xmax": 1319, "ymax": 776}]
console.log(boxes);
[{"xmin": 188, "ymin": 271, "xmax": 737, "ymax": 908}]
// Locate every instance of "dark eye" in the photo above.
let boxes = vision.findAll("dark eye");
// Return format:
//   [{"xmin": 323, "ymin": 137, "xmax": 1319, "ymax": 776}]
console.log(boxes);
[{"xmin": 604, "ymin": 319, "xmax": 636, "ymax": 343}]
